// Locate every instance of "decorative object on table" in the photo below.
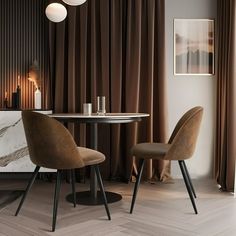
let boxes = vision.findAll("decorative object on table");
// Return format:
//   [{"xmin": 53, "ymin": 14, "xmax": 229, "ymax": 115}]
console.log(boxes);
[
  {"xmin": 174, "ymin": 19, "xmax": 214, "ymax": 75},
  {"xmin": 28, "ymin": 60, "xmax": 41, "ymax": 109},
  {"xmin": 11, "ymin": 75, "xmax": 21, "ymax": 109},
  {"xmin": 46, "ymin": 0, "xmax": 87, "ymax": 23},
  {"xmin": 45, "ymin": 3, "xmax": 67, "ymax": 23},
  {"xmin": 83, "ymin": 103, "xmax": 92, "ymax": 115},
  {"xmin": 97, "ymin": 96, "xmax": 106, "ymax": 115},
  {"xmin": 3, "ymin": 91, "xmax": 8, "ymax": 109},
  {"xmin": 11, "ymin": 92, "xmax": 17, "ymax": 109},
  {"xmin": 34, "ymin": 88, "xmax": 41, "ymax": 110},
  {"xmin": 16, "ymin": 75, "xmax": 21, "ymax": 109}
]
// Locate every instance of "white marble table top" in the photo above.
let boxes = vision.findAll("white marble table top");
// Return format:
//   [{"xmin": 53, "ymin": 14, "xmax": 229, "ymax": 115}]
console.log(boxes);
[{"xmin": 50, "ymin": 113, "xmax": 149, "ymax": 119}]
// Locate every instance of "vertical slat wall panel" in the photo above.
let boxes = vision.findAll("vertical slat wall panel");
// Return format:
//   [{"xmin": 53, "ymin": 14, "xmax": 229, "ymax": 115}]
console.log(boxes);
[{"xmin": 0, "ymin": 0, "xmax": 49, "ymax": 109}]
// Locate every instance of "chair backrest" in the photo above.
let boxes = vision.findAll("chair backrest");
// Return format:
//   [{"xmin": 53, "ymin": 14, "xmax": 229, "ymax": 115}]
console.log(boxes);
[
  {"xmin": 165, "ymin": 106, "xmax": 203, "ymax": 160},
  {"xmin": 22, "ymin": 111, "xmax": 85, "ymax": 169}
]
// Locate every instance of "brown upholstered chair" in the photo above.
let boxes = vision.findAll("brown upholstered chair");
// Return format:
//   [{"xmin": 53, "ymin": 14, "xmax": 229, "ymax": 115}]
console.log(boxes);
[
  {"xmin": 130, "ymin": 106, "xmax": 203, "ymax": 214},
  {"xmin": 15, "ymin": 111, "xmax": 111, "ymax": 231}
]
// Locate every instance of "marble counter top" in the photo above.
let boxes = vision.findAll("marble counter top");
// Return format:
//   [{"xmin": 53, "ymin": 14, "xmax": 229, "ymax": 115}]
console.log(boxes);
[{"xmin": 0, "ymin": 110, "xmax": 53, "ymax": 172}]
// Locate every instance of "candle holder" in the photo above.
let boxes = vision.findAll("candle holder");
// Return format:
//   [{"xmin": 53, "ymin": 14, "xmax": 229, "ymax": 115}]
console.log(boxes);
[{"xmin": 83, "ymin": 103, "xmax": 92, "ymax": 115}]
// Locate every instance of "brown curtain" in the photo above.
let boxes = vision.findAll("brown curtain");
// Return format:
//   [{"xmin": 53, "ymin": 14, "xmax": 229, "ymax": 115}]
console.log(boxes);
[
  {"xmin": 49, "ymin": 0, "xmax": 169, "ymax": 181},
  {"xmin": 215, "ymin": 0, "xmax": 236, "ymax": 191}
]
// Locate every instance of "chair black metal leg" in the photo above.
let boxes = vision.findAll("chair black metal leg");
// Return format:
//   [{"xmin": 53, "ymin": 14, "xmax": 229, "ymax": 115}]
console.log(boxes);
[
  {"xmin": 52, "ymin": 170, "xmax": 62, "ymax": 232},
  {"xmin": 71, "ymin": 169, "xmax": 76, "ymax": 207},
  {"xmin": 94, "ymin": 165, "xmax": 111, "ymax": 220},
  {"xmin": 183, "ymin": 161, "xmax": 197, "ymax": 198},
  {"xmin": 179, "ymin": 161, "xmax": 198, "ymax": 214},
  {"xmin": 130, "ymin": 159, "xmax": 145, "ymax": 214},
  {"xmin": 15, "ymin": 166, "xmax": 40, "ymax": 216}
]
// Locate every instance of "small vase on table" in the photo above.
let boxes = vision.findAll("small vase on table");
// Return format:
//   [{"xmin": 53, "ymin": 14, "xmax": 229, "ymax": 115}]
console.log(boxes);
[{"xmin": 34, "ymin": 88, "xmax": 41, "ymax": 109}]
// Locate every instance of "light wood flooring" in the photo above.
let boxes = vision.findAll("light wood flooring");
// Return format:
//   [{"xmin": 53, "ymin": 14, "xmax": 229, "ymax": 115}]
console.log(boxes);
[{"xmin": 0, "ymin": 178, "xmax": 235, "ymax": 236}]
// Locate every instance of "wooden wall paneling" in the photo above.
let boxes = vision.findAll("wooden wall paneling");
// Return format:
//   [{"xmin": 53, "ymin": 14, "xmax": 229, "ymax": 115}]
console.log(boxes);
[{"xmin": 0, "ymin": 0, "xmax": 49, "ymax": 109}]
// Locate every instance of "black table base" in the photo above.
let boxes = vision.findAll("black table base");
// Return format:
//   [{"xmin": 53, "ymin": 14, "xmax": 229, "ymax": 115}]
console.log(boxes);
[{"xmin": 66, "ymin": 191, "xmax": 122, "ymax": 206}]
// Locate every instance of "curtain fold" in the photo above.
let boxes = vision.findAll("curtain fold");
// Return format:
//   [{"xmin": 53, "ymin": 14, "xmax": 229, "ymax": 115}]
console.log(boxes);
[
  {"xmin": 215, "ymin": 0, "xmax": 236, "ymax": 191},
  {"xmin": 49, "ymin": 0, "xmax": 169, "ymax": 181}
]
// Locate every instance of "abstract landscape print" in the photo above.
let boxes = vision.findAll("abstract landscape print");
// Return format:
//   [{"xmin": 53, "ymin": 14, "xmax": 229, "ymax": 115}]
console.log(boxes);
[{"xmin": 174, "ymin": 19, "xmax": 214, "ymax": 75}]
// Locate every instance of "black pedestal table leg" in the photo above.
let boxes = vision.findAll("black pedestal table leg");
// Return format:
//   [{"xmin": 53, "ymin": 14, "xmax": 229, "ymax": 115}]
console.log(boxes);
[
  {"xmin": 66, "ymin": 119, "xmax": 121, "ymax": 205},
  {"xmin": 90, "ymin": 123, "xmax": 98, "ymax": 200}
]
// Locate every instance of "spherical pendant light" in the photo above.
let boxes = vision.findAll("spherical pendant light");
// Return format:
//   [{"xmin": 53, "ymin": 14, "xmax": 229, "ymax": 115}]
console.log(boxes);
[
  {"xmin": 45, "ymin": 3, "xmax": 67, "ymax": 23},
  {"xmin": 62, "ymin": 0, "xmax": 87, "ymax": 6}
]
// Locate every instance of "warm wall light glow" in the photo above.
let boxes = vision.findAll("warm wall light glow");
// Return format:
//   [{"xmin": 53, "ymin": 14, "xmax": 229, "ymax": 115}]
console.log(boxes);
[
  {"xmin": 28, "ymin": 61, "xmax": 42, "ymax": 109},
  {"xmin": 62, "ymin": 0, "xmax": 87, "ymax": 6},
  {"xmin": 28, "ymin": 61, "xmax": 40, "ymax": 89},
  {"xmin": 45, "ymin": 3, "xmax": 67, "ymax": 23}
]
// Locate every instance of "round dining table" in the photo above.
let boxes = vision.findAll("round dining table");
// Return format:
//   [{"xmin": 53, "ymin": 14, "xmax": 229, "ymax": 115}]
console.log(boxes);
[{"xmin": 50, "ymin": 113, "xmax": 149, "ymax": 205}]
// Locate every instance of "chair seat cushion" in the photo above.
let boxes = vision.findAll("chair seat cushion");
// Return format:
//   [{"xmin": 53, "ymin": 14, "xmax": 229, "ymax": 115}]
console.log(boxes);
[
  {"xmin": 78, "ymin": 147, "xmax": 105, "ymax": 166},
  {"xmin": 131, "ymin": 143, "xmax": 170, "ymax": 159}
]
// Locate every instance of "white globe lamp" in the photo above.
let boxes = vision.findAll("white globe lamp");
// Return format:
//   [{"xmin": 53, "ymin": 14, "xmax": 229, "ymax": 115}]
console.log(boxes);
[
  {"xmin": 45, "ymin": 3, "xmax": 67, "ymax": 23},
  {"xmin": 62, "ymin": 0, "xmax": 87, "ymax": 6}
]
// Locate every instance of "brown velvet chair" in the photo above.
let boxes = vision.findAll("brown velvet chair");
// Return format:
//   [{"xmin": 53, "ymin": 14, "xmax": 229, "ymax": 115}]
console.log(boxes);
[
  {"xmin": 15, "ymin": 111, "xmax": 111, "ymax": 231},
  {"xmin": 130, "ymin": 106, "xmax": 203, "ymax": 215}
]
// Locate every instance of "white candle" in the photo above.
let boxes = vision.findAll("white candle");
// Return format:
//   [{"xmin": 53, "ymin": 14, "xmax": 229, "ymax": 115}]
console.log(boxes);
[
  {"xmin": 83, "ymin": 103, "xmax": 92, "ymax": 115},
  {"xmin": 34, "ymin": 88, "xmax": 41, "ymax": 109}
]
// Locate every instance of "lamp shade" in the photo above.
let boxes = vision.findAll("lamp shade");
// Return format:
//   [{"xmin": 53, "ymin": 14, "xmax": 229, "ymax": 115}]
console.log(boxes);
[
  {"xmin": 45, "ymin": 3, "xmax": 67, "ymax": 23},
  {"xmin": 62, "ymin": 0, "xmax": 87, "ymax": 6}
]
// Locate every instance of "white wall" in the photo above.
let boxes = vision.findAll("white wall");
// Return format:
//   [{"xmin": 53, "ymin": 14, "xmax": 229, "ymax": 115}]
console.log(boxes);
[{"xmin": 165, "ymin": 0, "xmax": 217, "ymax": 178}]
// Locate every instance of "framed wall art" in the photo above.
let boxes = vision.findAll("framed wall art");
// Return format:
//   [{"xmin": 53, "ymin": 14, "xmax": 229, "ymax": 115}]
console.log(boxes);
[{"xmin": 174, "ymin": 19, "xmax": 214, "ymax": 75}]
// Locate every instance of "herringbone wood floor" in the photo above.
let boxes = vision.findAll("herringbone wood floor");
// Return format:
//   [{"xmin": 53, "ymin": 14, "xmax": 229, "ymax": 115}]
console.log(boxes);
[{"xmin": 0, "ymin": 178, "xmax": 235, "ymax": 236}]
